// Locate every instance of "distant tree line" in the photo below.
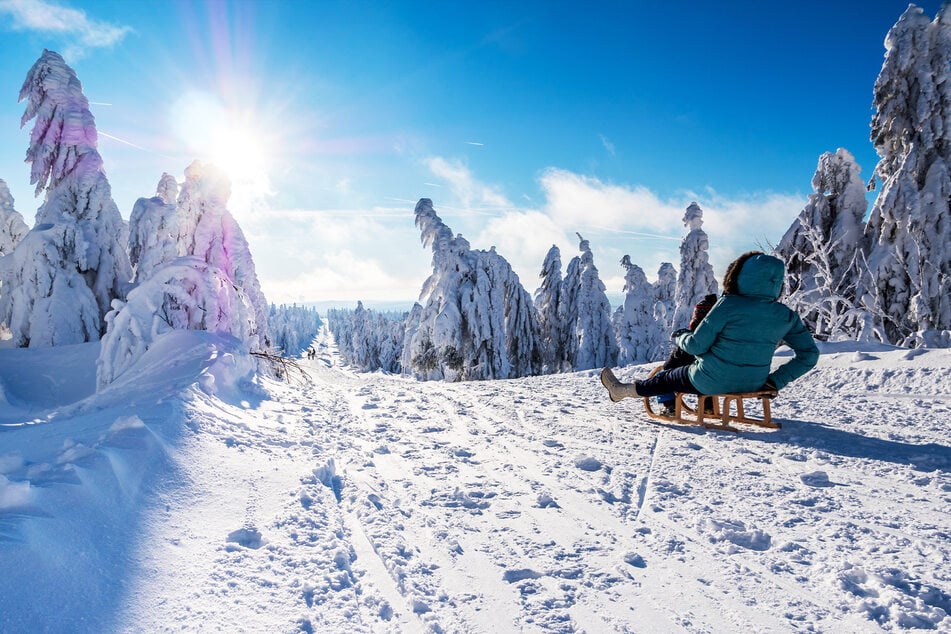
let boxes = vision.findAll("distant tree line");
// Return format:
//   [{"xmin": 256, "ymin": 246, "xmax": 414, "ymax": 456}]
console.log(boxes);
[{"xmin": 327, "ymin": 198, "xmax": 720, "ymax": 380}]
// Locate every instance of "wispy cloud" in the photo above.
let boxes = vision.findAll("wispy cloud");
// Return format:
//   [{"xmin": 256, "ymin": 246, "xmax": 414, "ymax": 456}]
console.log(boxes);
[
  {"xmin": 252, "ymin": 157, "xmax": 806, "ymax": 303},
  {"xmin": 464, "ymin": 141, "xmax": 484, "ymax": 147},
  {"xmin": 424, "ymin": 156, "xmax": 512, "ymax": 212},
  {"xmin": 599, "ymin": 134, "xmax": 616, "ymax": 156},
  {"xmin": 422, "ymin": 157, "xmax": 805, "ymax": 294},
  {"xmin": 0, "ymin": 0, "xmax": 132, "ymax": 59}
]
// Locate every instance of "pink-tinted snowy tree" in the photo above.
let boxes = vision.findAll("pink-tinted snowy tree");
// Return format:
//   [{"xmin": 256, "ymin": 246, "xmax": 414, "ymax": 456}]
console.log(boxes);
[{"xmin": 0, "ymin": 50, "xmax": 132, "ymax": 347}]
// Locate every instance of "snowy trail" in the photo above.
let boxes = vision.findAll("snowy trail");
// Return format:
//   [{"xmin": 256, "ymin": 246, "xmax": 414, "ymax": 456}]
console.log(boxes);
[
  {"xmin": 2, "ymin": 332, "xmax": 949, "ymax": 632},
  {"xmin": 128, "ymin": 337, "xmax": 950, "ymax": 632}
]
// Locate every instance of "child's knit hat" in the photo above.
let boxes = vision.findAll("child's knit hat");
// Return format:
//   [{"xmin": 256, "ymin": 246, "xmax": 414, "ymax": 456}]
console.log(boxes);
[{"xmin": 688, "ymin": 294, "xmax": 718, "ymax": 330}]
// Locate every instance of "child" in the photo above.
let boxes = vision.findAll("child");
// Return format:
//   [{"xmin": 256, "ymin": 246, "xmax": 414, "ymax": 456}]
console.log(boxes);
[{"xmin": 656, "ymin": 293, "xmax": 718, "ymax": 415}]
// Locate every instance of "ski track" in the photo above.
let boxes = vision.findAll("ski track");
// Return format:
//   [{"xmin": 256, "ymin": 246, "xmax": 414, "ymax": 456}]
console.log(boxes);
[{"xmin": 114, "ymin": 335, "xmax": 951, "ymax": 633}]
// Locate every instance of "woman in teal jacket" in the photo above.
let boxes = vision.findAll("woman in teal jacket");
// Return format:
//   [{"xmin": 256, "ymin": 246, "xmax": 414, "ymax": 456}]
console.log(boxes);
[{"xmin": 601, "ymin": 252, "xmax": 818, "ymax": 401}]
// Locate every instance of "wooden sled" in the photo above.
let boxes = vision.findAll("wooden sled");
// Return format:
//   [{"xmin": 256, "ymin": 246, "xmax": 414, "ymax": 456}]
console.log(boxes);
[{"xmin": 642, "ymin": 366, "xmax": 780, "ymax": 432}]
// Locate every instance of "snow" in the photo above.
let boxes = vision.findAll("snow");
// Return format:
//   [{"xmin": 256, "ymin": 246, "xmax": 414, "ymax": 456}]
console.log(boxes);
[{"xmin": 1, "ymin": 327, "xmax": 949, "ymax": 632}]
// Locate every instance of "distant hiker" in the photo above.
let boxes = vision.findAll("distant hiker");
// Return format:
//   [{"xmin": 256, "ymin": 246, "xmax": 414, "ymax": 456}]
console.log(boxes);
[
  {"xmin": 601, "ymin": 252, "xmax": 818, "ymax": 402},
  {"xmin": 655, "ymin": 292, "xmax": 719, "ymax": 415}
]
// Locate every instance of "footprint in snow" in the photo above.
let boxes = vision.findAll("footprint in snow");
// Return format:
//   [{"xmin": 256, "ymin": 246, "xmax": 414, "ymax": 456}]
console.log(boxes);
[
  {"xmin": 574, "ymin": 455, "xmax": 602, "ymax": 472},
  {"xmin": 800, "ymin": 471, "xmax": 838, "ymax": 487},
  {"xmin": 226, "ymin": 526, "xmax": 264, "ymax": 550}
]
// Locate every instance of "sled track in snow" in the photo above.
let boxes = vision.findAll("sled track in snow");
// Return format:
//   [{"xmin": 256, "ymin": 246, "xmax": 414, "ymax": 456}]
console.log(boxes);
[{"xmin": 285, "ymin": 343, "xmax": 951, "ymax": 633}]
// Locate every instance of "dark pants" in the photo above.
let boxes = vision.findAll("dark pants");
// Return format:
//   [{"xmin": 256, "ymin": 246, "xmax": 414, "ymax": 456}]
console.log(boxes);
[
  {"xmin": 638, "ymin": 365, "xmax": 700, "ymax": 397},
  {"xmin": 657, "ymin": 348, "xmax": 696, "ymax": 404}
]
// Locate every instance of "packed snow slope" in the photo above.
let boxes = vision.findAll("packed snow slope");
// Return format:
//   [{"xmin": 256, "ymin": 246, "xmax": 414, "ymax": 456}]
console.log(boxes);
[{"xmin": 0, "ymin": 329, "xmax": 949, "ymax": 633}]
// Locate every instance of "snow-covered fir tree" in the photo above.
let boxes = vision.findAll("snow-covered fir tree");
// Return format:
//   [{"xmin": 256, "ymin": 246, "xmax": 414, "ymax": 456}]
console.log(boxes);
[
  {"xmin": 614, "ymin": 255, "xmax": 666, "ymax": 365},
  {"xmin": 560, "ymin": 233, "xmax": 617, "ymax": 371},
  {"xmin": 269, "ymin": 303, "xmax": 322, "ymax": 357},
  {"xmin": 860, "ymin": 4, "xmax": 951, "ymax": 346},
  {"xmin": 652, "ymin": 261, "xmax": 677, "ymax": 333},
  {"xmin": 399, "ymin": 303, "xmax": 423, "ymax": 374},
  {"xmin": 98, "ymin": 162, "xmax": 273, "ymax": 385},
  {"xmin": 128, "ymin": 174, "xmax": 180, "ymax": 283},
  {"xmin": 405, "ymin": 199, "xmax": 538, "ymax": 381},
  {"xmin": 672, "ymin": 202, "xmax": 718, "ymax": 329},
  {"xmin": 0, "ymin": 50, "xmax": 132, "ymax": 347},
  {"xmin": 175, "ymin": 160, "xmax": 271, "ymax": 351},
  {"xmin": 533, "ymin": 245, "xmax": 571, "ymax": 373},
  {"xmin": 156, "ymin": 172, "xmax": 178, "ymax": 205},
  {"xmin": 775, "ymin": 149, "xmax": 871, "ymax": 340},
  {"xmin": 0, "ymin": 179, "xmax": 28, "ymax": 257},
  {"xmin": 96, "ymin": 257, "xmax": 260, "ymax": 388}
]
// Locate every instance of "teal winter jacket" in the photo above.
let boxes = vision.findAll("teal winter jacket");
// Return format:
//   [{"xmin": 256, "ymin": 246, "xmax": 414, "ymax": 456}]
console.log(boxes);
[{"xmin": 675, "ymin": 254, "xmax": 819, "ymax": 395}]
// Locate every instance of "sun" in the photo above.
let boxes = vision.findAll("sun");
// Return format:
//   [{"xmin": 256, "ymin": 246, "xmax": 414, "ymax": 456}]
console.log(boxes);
[{"xmin": 170, "ymin": 91, "xmax": 274, "ymax": 209}]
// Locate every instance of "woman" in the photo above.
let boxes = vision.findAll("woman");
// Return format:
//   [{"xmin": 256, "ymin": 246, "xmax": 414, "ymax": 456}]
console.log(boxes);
[{"xmin": 600, "ymin": 252, "xmax": 818, "ymax": 402}]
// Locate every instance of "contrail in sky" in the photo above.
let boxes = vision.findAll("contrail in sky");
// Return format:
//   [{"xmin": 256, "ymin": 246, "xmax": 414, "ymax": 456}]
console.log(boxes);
[
  {"xmin": 464, "ymin": 141, "xmax": 484, "ymax": 146},
  {"xmin": 586, "ymin": 224, "xmax": 681, "ymax": 241},
  {"xmin": 98, "ymin": 131, "xmax": 174, "ymax": 159}
]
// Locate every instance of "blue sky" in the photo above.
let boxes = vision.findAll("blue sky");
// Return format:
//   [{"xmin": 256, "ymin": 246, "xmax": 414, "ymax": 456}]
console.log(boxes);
[{"xmin": 0, "ymin": 0, "xmax": 939, "ymax": 305}]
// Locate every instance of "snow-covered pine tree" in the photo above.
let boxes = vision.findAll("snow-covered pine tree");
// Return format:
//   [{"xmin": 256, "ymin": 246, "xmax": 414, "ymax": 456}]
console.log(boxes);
[
  {"xmin": 860, "ymin": 4, "xmax": 951, "ymax": 346},
  {"xmin": 96, "ymin": 257, "xmax": 260, "ymax": 388},
  {"xmin": 672, "ymin": 202, "xmax": 718, "ymax": 329},
  {"xmin": 377, "ymin": 314, "xmax": 405, "ymax": 373},
  {"xmin": 176, "ymin": 160, "xmax": 271, "ymax": 351},
  {"xmin": 0, "ymin": 179, "xmax": 28, "ymax": 257},
  {"xmin": 775, "ymin": 149, "xmax": 871, "ymax": 340},
  {"xmin": 128, "ymin": 174, "xmax": 180, "ymax": 283},
  {"xmin": 533, "ymin": 245, "xmax": 570, "ymax": 373},
  {"xmin": 156, "ymin": 172, "xmax": 178, "ymax": 205},
  {"xmin": 561, "ymin": 233, "xmax": 618, "ymax": 371},
  {"xmin": 0, "ymin": 50, "xmax": 132, "ymax": 347},
  {"xmin": 406, "ymin": 199, "xmax": 538, "ymax": 381},
  {"xmin": 99, "ymin": 162, "xmax": 274, "ymax": 385},
  {"xmin": 614, "ymin": 255, "xmax": 666, "ymax": 365},
  {"xmin": 399, "ymin": 303, "xmax": 423, "ymax": 374},
  {"xmin": 652, "ymin": 262, "xmax": 677, "ymax": 332}
]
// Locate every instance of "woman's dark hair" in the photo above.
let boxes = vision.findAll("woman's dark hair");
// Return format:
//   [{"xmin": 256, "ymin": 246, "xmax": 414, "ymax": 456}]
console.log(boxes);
[{"xmin": 722, "ymin": 251, "xmax": 763, "ymax": 295}]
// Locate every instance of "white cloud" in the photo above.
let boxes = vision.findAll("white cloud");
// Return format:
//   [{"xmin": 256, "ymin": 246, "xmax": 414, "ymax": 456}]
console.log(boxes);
[
  {"xmin": 474, "ymin": 210, "xmax": 575, "ymax": 289},
  {"xmin": 424, "ymin": 156, "xmax": 512, "ymax": 212},
  {"xmin": 261, "ymin": 249, "xmax": 423, "ymax": 305},
  {"xmin": 424, "ymin": 158, "xmax": 805, "ymax": 290},
  {"xmin": 599, "ymin": 134, "xmax": 616, "ymax": 156},
  {"xmin": 0, "ymin": 0, "xmax": 131, "ymax": 58},
  {"xmin": 247, "ymin": 158, "xmax": 807, "ymax": 304},
  {"xmin": 242, "ymin": 206, "xmax": 431, "ymax": 304},
  {"xmin": 538, "ymin": 168, "xmax": 684, "ymax": 233}
]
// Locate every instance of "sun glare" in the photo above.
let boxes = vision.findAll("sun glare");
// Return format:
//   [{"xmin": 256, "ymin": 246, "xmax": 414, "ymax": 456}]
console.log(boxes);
[{"xmin": 170, "ymin": 91, "xmax": 274, "ymax": 211}]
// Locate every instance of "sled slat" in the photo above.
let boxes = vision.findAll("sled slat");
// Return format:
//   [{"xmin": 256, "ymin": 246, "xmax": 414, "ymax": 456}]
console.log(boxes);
[{"xmin": 641, "ymin": 366, "xmax": 780, "ymax": 431}]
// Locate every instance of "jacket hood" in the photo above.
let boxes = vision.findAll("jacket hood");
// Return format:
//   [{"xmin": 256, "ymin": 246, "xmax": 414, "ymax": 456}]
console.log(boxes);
[{"xmin": 736, "ymin": 254, "xmax": 785, "ymax": 299}]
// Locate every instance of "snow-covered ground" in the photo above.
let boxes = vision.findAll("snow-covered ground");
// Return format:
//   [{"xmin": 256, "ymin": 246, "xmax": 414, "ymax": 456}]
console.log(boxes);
[{"xmin": 1, "ymin": 329, "xmax": 949, "ymax": 633}]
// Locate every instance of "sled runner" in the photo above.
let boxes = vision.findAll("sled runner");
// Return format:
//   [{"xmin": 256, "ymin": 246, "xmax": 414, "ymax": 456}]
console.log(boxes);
[{"xmin": 642, "ymin": 366, "xmax": 780, "ymax": 432}]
